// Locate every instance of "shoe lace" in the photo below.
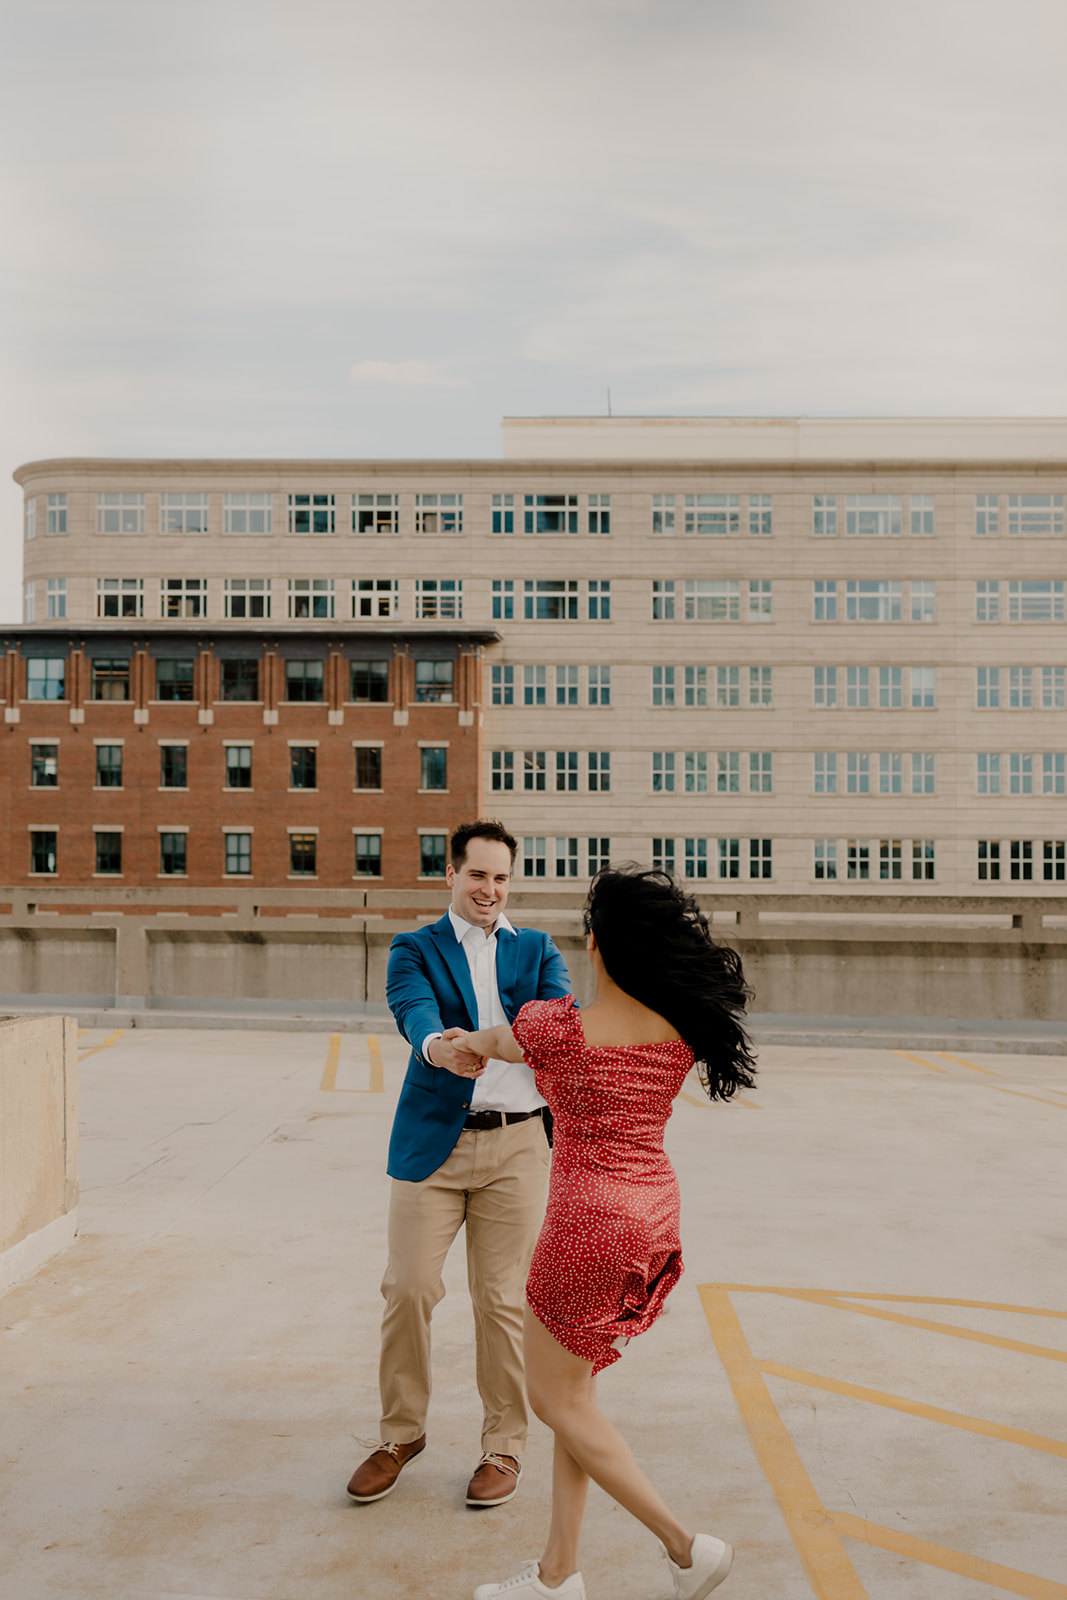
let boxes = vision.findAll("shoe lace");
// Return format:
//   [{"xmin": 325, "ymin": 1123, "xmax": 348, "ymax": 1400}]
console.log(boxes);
[
  {"xmin": 353, "ymin": 1435, "xmax": 403, "ymax": 1461},
  {"xmin": 477, "ymin": 1451, "xmax": 521, "ymax": 1477},
  {"xmin": 494, "ymin": 1563, "xmax": 540, "ymax": 1591}
]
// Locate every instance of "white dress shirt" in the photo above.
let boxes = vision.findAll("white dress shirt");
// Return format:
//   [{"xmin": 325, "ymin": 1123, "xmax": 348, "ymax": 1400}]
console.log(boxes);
[{"xmin": 422, "ymin": 907, "xmax": 546, "ymax": 1114}]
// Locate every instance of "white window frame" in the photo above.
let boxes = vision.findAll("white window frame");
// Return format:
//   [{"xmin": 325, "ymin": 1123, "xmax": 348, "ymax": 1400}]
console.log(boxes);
[{"xmin": 224, "ymin": 493, "xmax": 272, "ymax": 535}]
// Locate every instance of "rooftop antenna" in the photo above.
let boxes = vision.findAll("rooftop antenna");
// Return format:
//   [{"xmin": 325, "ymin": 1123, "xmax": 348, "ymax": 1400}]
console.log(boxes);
[{"xmin": 606, "ymin": 387, "xmax": 612, "ymax": 416}]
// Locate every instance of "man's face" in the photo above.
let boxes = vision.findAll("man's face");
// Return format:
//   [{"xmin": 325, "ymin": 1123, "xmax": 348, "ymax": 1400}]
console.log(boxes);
[{"xmin": 447, "ymin": 838, "xmax": 513, "ymax": 928}]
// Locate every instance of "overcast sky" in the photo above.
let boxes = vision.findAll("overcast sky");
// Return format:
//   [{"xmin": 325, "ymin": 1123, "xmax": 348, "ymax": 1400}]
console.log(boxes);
[{"xmin": 1, "ymin": 0, "xmax": 1065, "ymax": 618}]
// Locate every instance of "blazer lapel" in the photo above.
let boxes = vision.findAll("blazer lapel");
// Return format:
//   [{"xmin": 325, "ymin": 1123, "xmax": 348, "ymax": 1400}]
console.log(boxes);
[
  {"xmin": 495, "ymin": 923, "xmax": 519, "ymax": 1019},
  {"xmin": 430, "ymin": 914, "xmax": 479, "ymax": 1027}
]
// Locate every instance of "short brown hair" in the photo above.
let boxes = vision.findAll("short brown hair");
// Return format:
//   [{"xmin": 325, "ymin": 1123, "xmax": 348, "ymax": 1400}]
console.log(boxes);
[{"xmin": 450, "ymin": 819, "xmax": 518, "ymax": 869}]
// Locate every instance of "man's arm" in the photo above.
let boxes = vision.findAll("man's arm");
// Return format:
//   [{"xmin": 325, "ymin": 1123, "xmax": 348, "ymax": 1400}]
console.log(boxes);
[
  {"xmin": 536, "ymin": 935, "xmax": 574, "ymax": 1000},
  {"xmin": 386, "ymin": 933, "xmax": 486, "ymax": 1078}
]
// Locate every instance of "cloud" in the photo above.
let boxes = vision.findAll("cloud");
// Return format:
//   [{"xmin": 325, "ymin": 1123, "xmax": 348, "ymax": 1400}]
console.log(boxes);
[{"xmin": 349, "ymin": 360, "xmax": 468, "ymax": 389}]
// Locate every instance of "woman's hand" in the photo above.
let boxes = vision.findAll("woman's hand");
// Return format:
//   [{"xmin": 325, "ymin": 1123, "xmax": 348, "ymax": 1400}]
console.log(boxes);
[{"xmin": 427, "ymin": 1028, "xmax": 487, "ymax": 1078}]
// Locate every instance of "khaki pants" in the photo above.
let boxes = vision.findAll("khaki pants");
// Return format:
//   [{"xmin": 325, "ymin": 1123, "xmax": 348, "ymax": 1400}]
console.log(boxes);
[{"xmin": 378, "ymin": 1116, "xmax": 550, "ymax": 1458}]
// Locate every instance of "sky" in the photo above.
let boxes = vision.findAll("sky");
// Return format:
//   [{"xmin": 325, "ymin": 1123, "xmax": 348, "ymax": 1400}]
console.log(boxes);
[{"xmin": 1, "ymin": 0, "xmax": 1065, "ymax": 620}]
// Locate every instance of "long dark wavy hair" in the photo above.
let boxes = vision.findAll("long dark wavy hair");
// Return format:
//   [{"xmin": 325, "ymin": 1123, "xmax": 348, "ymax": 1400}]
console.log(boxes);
[{"xmin": 583, "ymin": 865, "xmax": 756, "ymax": 1102}]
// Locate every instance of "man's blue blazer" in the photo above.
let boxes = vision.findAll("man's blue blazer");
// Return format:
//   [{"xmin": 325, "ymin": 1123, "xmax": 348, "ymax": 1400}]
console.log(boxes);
[{"xmin": 385, "ymin": 914, "xmax": 573, "ymax": 1182}]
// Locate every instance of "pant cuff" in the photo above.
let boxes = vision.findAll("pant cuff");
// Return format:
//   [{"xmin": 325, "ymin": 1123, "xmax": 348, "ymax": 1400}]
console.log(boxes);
[{"xmin": 481, "ymin": 1435, "xmax": 527, "ymax": 1459}]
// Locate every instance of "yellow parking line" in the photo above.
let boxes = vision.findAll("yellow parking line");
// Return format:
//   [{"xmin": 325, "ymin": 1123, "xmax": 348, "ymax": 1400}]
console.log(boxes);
[
  {"xmin": 936, "ymin": 1051, "xmax": 997, "ymax": 1075},
  {"xmin": 367, "ymin": 1034, "xmax": 384, "ymax": 1094},
  {"xmin": 993, "ymin": 1085, "xmax": 1067, "ymax": 1112},
  {"xmin": 893, "ymin": 1049, "xmax": 949, "ymax": 1074},
  {"xmin": 759, "ymin": 1360, "xmax": 1067, "ymax": 1459},
  {"xmin": 762, "ymin": 1288, "xmax": 1067, "ymax": 1364},
  {"xmin": 320, "ymin": 1033, "xmax": 385, "ymax": 1093},
  {"xmin": 77, "ymin": 1028, "xmax": 90, "ymax": 1039},
  {"xmin": 319, "ymin": 1033, "xmax": 341, "ymax": 1092},
  {"xmin": 831, "ymin": 1513, "xmax": 1067, "ymax": 1600},
  {"xmin": 715, "ymin": 1286, "xmax": 1067, "ymax": 1320},
  {"xmin": 77, "ymin": 1028, "xmax": 126, "ymax": 1062}
]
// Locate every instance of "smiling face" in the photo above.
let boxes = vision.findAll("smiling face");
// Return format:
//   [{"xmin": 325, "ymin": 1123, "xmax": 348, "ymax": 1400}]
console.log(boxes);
[{"xmin": 447, "ymin": 837, "xmax": 513, "ymax": 929}]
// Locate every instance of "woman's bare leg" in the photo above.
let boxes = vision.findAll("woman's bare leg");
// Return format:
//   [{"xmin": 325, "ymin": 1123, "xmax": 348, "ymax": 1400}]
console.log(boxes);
[{"xmin": 526, "ymin": 1306, "xmax": 694, "ymax": 1579}]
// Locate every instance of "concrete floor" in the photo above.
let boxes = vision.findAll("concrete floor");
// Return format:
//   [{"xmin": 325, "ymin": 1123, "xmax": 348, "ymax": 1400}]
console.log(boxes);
[{"xmin": 1, "ymin": 1027, "xmax": 1066, "ymax": 1600}]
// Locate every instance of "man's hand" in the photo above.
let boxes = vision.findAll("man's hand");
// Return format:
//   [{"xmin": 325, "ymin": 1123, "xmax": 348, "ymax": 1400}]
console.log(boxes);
[{"xmin": 426, "ymin": 1027, "xmax": 487, "ymax": 1078}]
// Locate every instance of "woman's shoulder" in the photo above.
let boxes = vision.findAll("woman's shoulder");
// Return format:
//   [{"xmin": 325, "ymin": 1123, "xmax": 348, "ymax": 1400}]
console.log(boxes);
[{"xmin": 513, "ymin": 995, "xmax": 582, "ymax": 1054}]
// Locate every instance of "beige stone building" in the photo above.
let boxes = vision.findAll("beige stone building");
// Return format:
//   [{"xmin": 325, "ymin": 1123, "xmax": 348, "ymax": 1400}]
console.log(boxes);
[{"xmin": 14, "ymin": 416, "xmax": 1067, "ymax": 894}]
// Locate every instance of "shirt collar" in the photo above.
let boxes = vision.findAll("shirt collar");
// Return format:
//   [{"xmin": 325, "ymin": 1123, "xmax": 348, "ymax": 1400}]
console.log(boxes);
[{"xmin": 448, "ymin": 905, "xmax": 514, "ymax": 944}]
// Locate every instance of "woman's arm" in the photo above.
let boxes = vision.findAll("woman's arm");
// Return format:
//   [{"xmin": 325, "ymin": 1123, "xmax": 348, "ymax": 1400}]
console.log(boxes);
[{"xmin": 458, "ymin": 1023, "xmax": 525, "ymax": 1063}]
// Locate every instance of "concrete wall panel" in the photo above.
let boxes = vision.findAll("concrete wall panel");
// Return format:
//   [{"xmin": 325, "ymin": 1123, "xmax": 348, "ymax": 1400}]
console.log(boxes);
[
  {"xmin": 0, "ymin": 930, "xmax": 115, "ymax": 998},
  {"xmin": 146, "ymin": 930, "xmax": 368, "ymax": 1004}
]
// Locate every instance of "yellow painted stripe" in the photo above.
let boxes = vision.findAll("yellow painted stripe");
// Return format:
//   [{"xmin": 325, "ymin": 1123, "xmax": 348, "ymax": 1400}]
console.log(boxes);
[
  {"xmin": 698, "ymin": 1286, "xmax": 869, "ymax": 1600},
  {"xmin": 366, "ymin": 1034, "xmax": 384, "ymax": 1094},
  {"xmin": 712, "ymin": 1287, "xmax": 1067, "ymax": 1321},
  {"xmin": 759, "ymin": 1360, "xmax": 1067, "ymax": 1459},
  {"xmin": 762, "ymin": 1288, "xmax": 1067, "ymax": 1364},
  {"xmin": 319, "ymin": 1033, "xmax": 341, "ymax": 1092},
  {"xmin": 77, "ymin": 1028, "xmax": 126, "ymax": 1062},
  {"xmin": 993, "ymin": 1085, "xmax": 1067, "ymax": 1112},
  {"xmin": 77, "ymin": 1028, "xmax": 90, "ymax": 1039},
  {"xmin": 893, "ymin": 1049, "xmax": 949, "ymax": 1074},
  {"xmin": 831, "ymin": 1512, "xmax": 1067, "ymax": 1600},
  {"xmin": 936, "ymin": 1051, "xmax": 997, "ymax": 1075}
]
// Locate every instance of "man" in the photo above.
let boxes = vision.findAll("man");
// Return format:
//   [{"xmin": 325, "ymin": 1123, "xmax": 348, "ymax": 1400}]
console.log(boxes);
[{"xmin": 347, "ymin": 819, "xmax": 572, "ymax": 1509}]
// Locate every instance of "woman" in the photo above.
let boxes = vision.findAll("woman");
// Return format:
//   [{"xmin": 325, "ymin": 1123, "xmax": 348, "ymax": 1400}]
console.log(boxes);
[{"xmin": 454, "ymin": 867, "xmax": 756, "ymax": 1600}]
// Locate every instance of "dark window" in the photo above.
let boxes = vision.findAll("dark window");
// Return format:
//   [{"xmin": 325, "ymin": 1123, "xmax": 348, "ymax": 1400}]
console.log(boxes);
[
  {"xmin": 31, "ymin": 745, "xmax": 58, "ymax": 786},
  {"xmin": 285, "ymin": 660, "xmax": 324, "ymax": 702},
  {"xmin": 30, "ymin": 831, "xmax": 57, "ymax": 874},
  {"xmin": 289, "ymin": 833, "xmax": 317, "ymax": 875},
  {"xmin": 354, "ymin": 833, "xmax": 382, "ymax": 876},
  {"xmin": 26, "ymin": 658, "xmax": 65, "ymax": 700},
  {"xmin": 220, "ymin": 659, "xmax": 259, "ymax": 701},
  {"xmin": 160, "ymin": 745, "xmax": 188, "ymax": 787},
  {"xmin": 225, "ymin": 832, "xmax": 251, "ymax": 874},
  {"xmin": 160, "ymin": 832, "xmax": 187, "ymax": 875},
  {"xmin": 156, "ymin": 659, "xmax": 195, "ymax": 701},
  {"xmin": 355, "ymin": 747, "xmax": 382, "ymax": 789},
  {"xmin": 95, "ymin": 745, "xmax": 123, "ymax": 787},
  {"xmin": 91, "ymin": 658, "xmax": 131, "ymax": 701},
  {"xmin": 420, "ymin": 833, "xmax": 447, "ymax": 877},
  {"xmin": 290, "ymin": 746, "xmax": 317, "ymax": 788},
  {"xmin": 95, "ymin": 831, "xmax": 122, "ymax": 874},
  {"xmin": 414, "ymin": 660, "xmax": 454, "ymax": 703},
  {"xmin": 420, "ymin": 746, "xmax": 447, "ymax": 790},
  {"xmin": 225, "ymin": 746, "xmax": 251, "ymax": 788},
  {"xmin": 350, "ymin": 659, "xmax": 389, "ymax": 702}
]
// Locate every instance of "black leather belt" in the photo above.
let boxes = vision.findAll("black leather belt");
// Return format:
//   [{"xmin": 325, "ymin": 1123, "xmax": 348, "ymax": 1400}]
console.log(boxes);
[{"xmin": 463, "ymin": 1107, "xmax": 545, "ymax": 1132}]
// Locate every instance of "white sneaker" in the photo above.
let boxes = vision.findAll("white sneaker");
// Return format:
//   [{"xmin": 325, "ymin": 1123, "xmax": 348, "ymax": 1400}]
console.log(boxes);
[
  {"xmin": 473, "ymin": 1561, "xmax": 586, "ymax": 1600},
  {"xmin": 664, "ymin": 1534, "xmax": 733, "ymax": 1599}
]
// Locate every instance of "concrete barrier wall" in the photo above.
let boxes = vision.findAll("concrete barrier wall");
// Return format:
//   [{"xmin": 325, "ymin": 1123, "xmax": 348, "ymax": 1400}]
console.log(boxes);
[
  {"xmin": 0, "ymin": 1014, "xmax": 79, "ymax": 1297},
  {"xmin": 0, "ymin": 929, "xmax": 115, "ymax": 998}
]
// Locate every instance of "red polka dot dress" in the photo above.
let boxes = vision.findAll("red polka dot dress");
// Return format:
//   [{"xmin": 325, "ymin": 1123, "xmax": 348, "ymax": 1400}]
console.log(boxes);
[{"xmin": 513, "ymin": 995, "xmax": 694, "ymax": 1375}]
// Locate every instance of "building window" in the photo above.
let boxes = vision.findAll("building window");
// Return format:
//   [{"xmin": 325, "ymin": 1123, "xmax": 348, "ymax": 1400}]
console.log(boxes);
[
  {"xmin": 814, "ymin": 839, "xmax": 837, "ymax": 880},
  {"xmin": 415, "ymin": 494, "xmax": 462, "ymax": 534},
  {"xmin": 685, "ymin": 752, "xmax": 709, "ymax": 793},
  {"xmin": 846, "ymin": 579, "xmax": 902, "ymax": 622},
  {"xmin": 414, "ymin": 660, "xmax": 454, "ymax": 703},
  {"xmin": 911, "ymin": 666, "xmax": 936, "ymax": 708},
  {"xmin": 1042, "ymin": 754, "xmax": 1065, "ymax": 796},
  {"xmin": 652, "ymin": 495, "xmax": 675, "ymax": 536},
  {"xmin": 1007, "ymin": 494, "xmax": 1064, "ymax": 537},
  {"xmin": 97, "ymin": 577, "xmax": 144, "ymax": 618},
  {"xmin": 652, "ymin": 580, "xmax": 675, "ymax": 620},
  {"xmin": 351, "ymin": 660, "xmax": 390, "ymax": 702},
  {"xmin": 155, "ymin": 659, "xmax": 195, "ymax": 702},
  {"xmin": 160, "ymin": 833, "xmax": 187, "ymax": 876},
  {"xmin": 910, "ymin": 580, "xmax": 936, "ymax": 622},
  {"xmin": 288, "ymin": 578, "xmax": 334, "ymax": 619},
  {"xmin": 414, "ymin": 578, "xmax": 462, "ymax": 619},
  {"xmin": 846, "ymin": 839, "xmax": 870, "ymax": 881},
  {"xmin": 90, "ymin": 658, "xmax": 130, "ymax": 701},
  {"xmin": 813, "ymin": 752, "xmax": 838, "ymax": 794},
  {"xmin": 355, "ymin": 747, "xmax": 382, "ymax": 789},
  {"xmin": 679, "ymin": 838, "xmax": 706, "ymax": 880},
  {"xmin": 1009, "ymin": 753, "xmax": 1034, "ymax": 795},
  {"xmin": 652, "ymin": 837, "xmax": 675, "ymax": 873},
  {"xmin": 420, "ymin": 747, "xmax": 447, "ymax": 790},
  {"xmin": 524, "ymin": 494, "xmax": 577, "ymax": 535},
  {"xmin": 289, "ymin": 833, "xmax": 317, "ymax": 875},
  {"xmin": 26, "ymin": 658, "xmax": 66, "ymax": 701},
  {"xmin": 224, "ymin": 578, "xmax": 270, "ymax": 619},
  {"xmin": 749, "ymin": 495, "xmax": 773, "ymax": 536},
  {"xmin": 588, "ymin": 580, "xmax": 611, "ymax": 620},
  {"xmin": 490, "ymin": 751, "xmax": 513, "ymax": 792},
  {"xmin": 975, "ymin": 495, "xmax": 1000, "ymax": 537},
  {"xmin": 684, "ymin": 579, "xmax": 740, "ymax": 621},
  {"xmin": 847, "ymin": 666, "xmax": 871, "ymax": 709},
  {"xmin": 550, "ymin": 837, "xmax": 577, "ymax": 878},
  {"xmin": 224, "ymin": 492, "xmax": 272, "ymax": 534},
  {"xmin": 161, "ymin": 492, "xmax": 209, "ymax": 534},
  {"xmin": 749, "ymin": 580, "xmax": 773, "ymax": 621},
  {"xmin": 523, "ymin": 837, "xmax": 547, "ymax": 878},
  {"xmin": 354, "ymin": 834, "xmax": 382, "ymax": 876},
  {"xmin": 846, "ymin": 753, "xmax": 871, "ymax": 795},
  {"xmin": 420, "ymin": 834, "xmax": 448, "ymax": 877},
  {"xmin": 684, "ymin": 494, "xmax": 739, "ymax": 536},
  {"xmin": 685, "ymin": 666, "xmax": 710, "ymax": 707},
  {"xmin": 24, "ymin": 582, "xmax": 35, "ymax": 622},
  {"xmin": 879, "ymin": 839, "xmax": 903, "ymax": 880},
  {"xmin": 492, "ymin": 579, "xmax": 514, "ymax": 620},
  {"xmin": 225, "ymin": 832, "xmax": 252, "ymax": 875},
  {"xmin": 977, "ymin": 753, "xmax": 1001, "ymax": 795},
  {"xmin": 1043, "ymin": 840, "xmax": 1066, "ymax": 882},
  {"xmin": 47, "ymin": 494, "xmax": 67, "ymax": 535},
  {"xmin": 906, "ymin": 839, "xmax": 935, "ymax": 882},
  {"xmin": 24, "ymin": 498, "xmax": 36, "ymax": 541},
  {"xmin": 95, "ymin": 831, "xmax": 122, "ymax": 875},
  {"xmin": 845, "ymin": 495, "xmax": 902, "ymax": 537},
  {"xmin": 491, "ymin": 665, "xmax": 514, "ymax": 706},
  {"xmin": 289, "ymin": 493, "xmax": 335, "ymax": 535},
  {"xmin": 976, "ymin": 581, "xmax": 1000, "ymax": 622},
  {"xmin": 224, "ymin": 746, "xmax": 251, "ymax": 789},
  {"xmin": 652, "ymin": 752, "xmax": 676, "ymax": 793},
  {"xmin": 977, "ymin": 840, "xmax": 1000, "ymax": 881},
  {"xmin": 220, "ymin": 659, "xmax": 260, "ymax": 702},
  {"xmin": 711, "ymin": 666, "xmax": 737, "ymax": 708},
  {"xmin": 1009, "ymin": 667, "xmax": 1034, "ymax": 709},
  {"xmin": 715, "ymin": 838, "xmax": 738, "ymax": 880},
  {"xmin": 588, "ymin": 494, "xmax": 611, "ymax": 535},
  {"xmin": 555, "ymin": 751, "xmax": 578, "ymax": 792},
  {"xmin": 30, "ymin": 830, "xmax": 57, "ymax": 875},
  {"xmin": 31, "ymin": 744, "xmax": 58, "ymax": 787},
  {"xmin": 523, "ymin": 666, "xmax": 547, "ymax": 707},
  {"xmin": 523, "ymin": 750, "xmax": 547, "ymax": 792},
  {"xmin": 289, "ymin": 746, "xmax": 317, "ymax": 789},
  {"xmin": 285, "ymin": 660, "xmax": 324, "ymax": 702},
  {"xmin": 352, "ymin": 578, "xmax": 398, "ymax": 619},
  {"xmin": 162, "ymin": 745, "xmax": 189, "ymax": 788},
  {"xmin": 813, "ymin": 580, "xmax": 838, "ymax": 621},
  {"xmin": 813, "ymin": 495, "xmax": 837, "ymax": 537},
  {"xmin": 717, "ymin": 751, "xmax": 741, "ymax": 793},
  {"xmin": 1009, "ymin": 839, "xmax": 1034, "ymax": 881},
  {"xmin": 652, "ymin": 667, "xmax": 675, "ymax": 708},
  {"xmin": 749, "ymin": 838, "xmax": 772, "ymax": 879},
  {"xmin": 46, "ymin": 579, "xmax": 67, "ymax": 619},
  {"xmin": 588, "ymin": 665, "xmax": 611, "ymax": 706},
  {"xmin": 588, "ymin": 751, "xmax": 611, "ymax": 792},
  {"xmin": 813, "ymin": 666, "xmax": 838, "ymax": 708},
  {"xmin": 749, "ymin": 666, "xmax": 773, "ymax": 707},
  {"xmin": 977, "ymin": 668, "xmax": 1000, "ymax": 709},
  {"xmin": 1008, "ymin": 580, "xmax": 1065, "ymax": 623},
  {"xmin": 95, "ymin": 745, "xmax": 123, "ymax": 788},
  {"xmin": 910, "ymin": 494, "xmax": 935, "ymax": 536},
  {"xmin": 749, "ymin": 751, "xmax": 773, "ymax": 793},
  {"xmin": 161, "ymin": 577, "xmax": 206, "ymax": 619},
  {"xmin": 96, "ymin": 492, "xmax": 144, "ymax": 533},
  {"xmin": 875, "ymin": 666, "xmax": 901, "ymax": 708},
  {"xmin": 352, "ymin": 493, "xmax": 399, "ymax": 535},
  {"xmin": 911, "ymin": 753, "xmax": 936, "ymax": 795},
  {"xmin": 491, "ymin": 494, "xmax": 514, "ymax": 535},
  {"xmin": 555, "ymin": 665, "xmax": 579, "ymax": 707},
  {"xmin": 588, "ymin": 837, "xmax": 611, "ymax": 876}
]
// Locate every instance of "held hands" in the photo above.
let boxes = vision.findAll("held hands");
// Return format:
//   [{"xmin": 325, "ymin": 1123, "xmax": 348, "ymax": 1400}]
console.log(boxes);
[{"xmin": 427, "ymin": 1027, "xmax": 487, "ymax": 1079}]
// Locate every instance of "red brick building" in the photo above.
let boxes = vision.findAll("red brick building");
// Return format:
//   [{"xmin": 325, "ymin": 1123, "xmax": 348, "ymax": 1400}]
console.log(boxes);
[{"xmin": 1, "ymin": 625, "xmax": 494, "ymax": 891}]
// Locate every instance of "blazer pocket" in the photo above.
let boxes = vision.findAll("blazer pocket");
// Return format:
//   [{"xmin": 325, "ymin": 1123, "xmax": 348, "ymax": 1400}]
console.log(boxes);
[{"xmin": 408, "ymin": 1057, "xmax": 439, "ymax": 1094}]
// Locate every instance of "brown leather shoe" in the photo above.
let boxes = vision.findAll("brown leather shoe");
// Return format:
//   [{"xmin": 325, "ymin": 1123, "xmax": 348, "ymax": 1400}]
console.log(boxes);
[
  {"xmin": 346, "ymin": 1435, "xmax": 426, "ymax": 1502},
  {"xmin": 466, "ymin": 1452, "xmax": 522, "ymax": 1507}
]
